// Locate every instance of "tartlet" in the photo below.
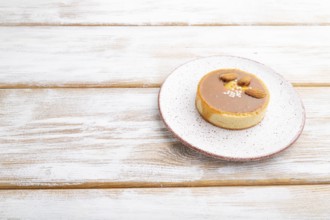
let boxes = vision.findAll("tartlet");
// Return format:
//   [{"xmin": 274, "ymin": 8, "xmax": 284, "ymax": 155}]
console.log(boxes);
[{"xmin": 196, "ymin": 69, "xmax": 270, "ymax": 130}]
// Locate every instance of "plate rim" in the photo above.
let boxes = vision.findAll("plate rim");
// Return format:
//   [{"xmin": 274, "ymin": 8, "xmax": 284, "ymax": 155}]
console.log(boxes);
[{"xmin": 158, "ymin": 55, "xmax": 306, "ymax": 162}]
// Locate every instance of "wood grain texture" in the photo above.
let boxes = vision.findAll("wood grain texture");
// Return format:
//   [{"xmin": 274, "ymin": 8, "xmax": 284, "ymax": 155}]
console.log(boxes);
[
  {"xmin": 1, "ymin": 0, "xmax": 330, "ymax": 26},
  {"xmin": 1, "ymin": 26, "xmax": 330, "ymax": 88},
  {"xmin": 1, "ymin": 186, "xmax": 329, "ymax": 219},
  {"xmin": 0, "ymin": 88, "xmax": 329, "ymax": 188}
]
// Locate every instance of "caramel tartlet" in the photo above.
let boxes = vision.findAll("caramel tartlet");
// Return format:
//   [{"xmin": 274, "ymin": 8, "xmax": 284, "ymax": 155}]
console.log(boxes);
[{"xmin": 196, "ymin": 69, "xmax": 270, "ymax": 130}]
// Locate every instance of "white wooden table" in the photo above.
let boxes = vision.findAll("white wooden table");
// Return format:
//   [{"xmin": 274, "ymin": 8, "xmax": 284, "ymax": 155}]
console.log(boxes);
[{"xmin": 1, "ymin": 1, "xmax": 330, "ymax": 219}]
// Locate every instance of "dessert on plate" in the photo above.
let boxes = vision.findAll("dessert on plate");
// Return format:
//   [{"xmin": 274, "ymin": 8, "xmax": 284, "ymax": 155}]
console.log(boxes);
[{"xmin": 196, "ymin": 69, "xmax": 269, "ymax": 130}]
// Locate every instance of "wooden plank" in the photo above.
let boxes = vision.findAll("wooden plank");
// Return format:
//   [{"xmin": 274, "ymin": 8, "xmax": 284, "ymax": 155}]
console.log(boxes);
[
  {"xmin": 1, "ymin": 26, "xmax": 330, "ymax": 88},
  {"xmin": 0, "ymin": 87, "xmax": 329, "ymax": 188},
  {"xmin": 0, "ymin": 186, "xmax": 329, "ymax": 219},
  {"xmin": 1, "ymin": 0, "xmax": 330, "ymax": 26}
]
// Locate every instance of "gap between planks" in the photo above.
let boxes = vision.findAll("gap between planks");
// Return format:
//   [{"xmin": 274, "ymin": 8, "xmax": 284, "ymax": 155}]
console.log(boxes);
[
  {"xmin": 1, "ymin": 181, "xmax": 330, "ymax": 190},
  {"xmin": 0, "ymin": 83, "xmax": 330, "ymax": 89},
  {"xmin": 2, "ymin": 23, "xmax": 330, "ymax": 27}
]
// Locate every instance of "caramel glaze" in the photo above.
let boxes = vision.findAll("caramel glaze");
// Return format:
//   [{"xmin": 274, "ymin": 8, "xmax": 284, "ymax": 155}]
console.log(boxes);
[{"xmin": 198, "ymin": 69, "xmax": 269, "ymax": 114}]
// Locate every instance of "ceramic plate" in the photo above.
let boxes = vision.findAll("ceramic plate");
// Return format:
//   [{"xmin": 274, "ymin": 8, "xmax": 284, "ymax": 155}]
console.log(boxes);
[{"xmin": 158, "ymin": 56, "xmax": 305, "ymax": 161}]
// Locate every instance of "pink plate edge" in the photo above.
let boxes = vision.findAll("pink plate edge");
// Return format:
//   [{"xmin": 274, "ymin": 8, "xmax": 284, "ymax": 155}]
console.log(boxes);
[{"xmin": 158, "ymin": 55, "xmax": 306, "ymax": 162}]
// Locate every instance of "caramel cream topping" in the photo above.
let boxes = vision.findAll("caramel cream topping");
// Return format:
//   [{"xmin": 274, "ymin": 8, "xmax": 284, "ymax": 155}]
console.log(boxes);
[{"xmin": 198, "ymin": 69, "xmax": 268, "ymax": 113}]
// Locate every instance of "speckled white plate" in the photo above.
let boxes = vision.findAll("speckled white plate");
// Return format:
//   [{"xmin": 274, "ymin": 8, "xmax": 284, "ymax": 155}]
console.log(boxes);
[{"xmin": 158, "ymin": 56, "xmax": 305, "ymax": 161}]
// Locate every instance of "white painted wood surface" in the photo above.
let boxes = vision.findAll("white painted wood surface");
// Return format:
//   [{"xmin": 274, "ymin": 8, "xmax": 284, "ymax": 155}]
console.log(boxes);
[
  {"xmin": 1, "ymin": 0, "xmax": 330, "ymax": 215},
  {"xmin": 1, "ymin": 0, "xmax": 330, "ymax": 26},
  {"xmin": 1, "ymin": 186, "xmax": 329, "ymax": 219},
  {"xmin": 0, "ymin": 88, "xmax": 329, "ymax": 188},
  {"xmin": 1, "ymin": 26, "xmax": 330, "ymax": 88}
]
